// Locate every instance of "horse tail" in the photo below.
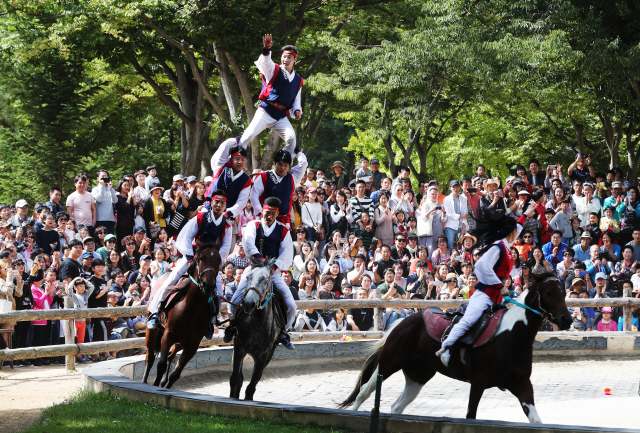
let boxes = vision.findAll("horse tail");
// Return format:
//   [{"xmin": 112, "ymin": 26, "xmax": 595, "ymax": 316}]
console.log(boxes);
[{"xmin": 337, "ymin": 322, "xmax": 398, "ymax": 409}]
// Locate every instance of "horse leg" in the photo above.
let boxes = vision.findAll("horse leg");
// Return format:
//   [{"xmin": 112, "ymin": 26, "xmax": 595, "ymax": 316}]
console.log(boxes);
[
  {"xmin": 244, "ymin": 350, "xmax": 274, "ymax": 401},
  {"xmin": 153, "ymin": 333, "xmax": 175, "ymax": 387},
  {"xmin": 390, "ymin": 368, "xmax": 435, "ymax": 414},
  {"xmin": 229, "ymin": 346, "xmax": 246, "ymax": 399},
  {"xmin": 165, "ymin": 342, "xmax": 198, "ymax": 389},
  {"xmin": 160, "ymin": 344, "xmax": 181, "ymax": 388},
  {"xmin": 466, "ymin": 382, "xmax": 486, "ymax": 419},
  {"xmin": 142, "ymin": 329, "xmax": 159, "ymax": 384},
  {"xmin": 509, "ymin": 379, "xmax": 542, "ymax": 424}
]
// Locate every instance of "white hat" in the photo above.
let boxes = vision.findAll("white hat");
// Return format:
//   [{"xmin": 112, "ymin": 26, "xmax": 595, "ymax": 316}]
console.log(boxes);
[
  {"xmin": 173, "ymin": 174, "xmax": 184, "ymax": 182},
  {"xmin": 15, "ymin": 199, "xmax": 28, "ymax": 208},
  {"xmin": 204, "ymin": 176, "xmax": 213, "ymax": 183}
]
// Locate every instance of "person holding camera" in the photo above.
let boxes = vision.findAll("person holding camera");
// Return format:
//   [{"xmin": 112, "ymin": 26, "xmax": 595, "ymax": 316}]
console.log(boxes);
[
  {"xmin": 416, "ymin": 185, "xmax": 446, "ymax": 256},
  {"xmin": 91, "ymin": 169, "xmax": 118, "ymax": 235},
  {"xmin": 568, "ymin": 153, "xmax": 595, "ymax": 183}
]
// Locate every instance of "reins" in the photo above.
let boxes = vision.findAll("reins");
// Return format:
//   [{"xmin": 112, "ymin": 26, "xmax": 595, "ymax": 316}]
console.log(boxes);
[{"xmin": 500, "ymin": 276, "xmax": 558, "ymax": 321}]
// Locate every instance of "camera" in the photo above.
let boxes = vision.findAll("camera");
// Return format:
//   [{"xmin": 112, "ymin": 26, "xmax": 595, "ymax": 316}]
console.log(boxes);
[
  {"xmin": 101, "ymin": 177, "xmax": 111, "ymax": 183},
  {"xmin": 467, "ymin": 188, "xmax": 477, "ymax": 193}
]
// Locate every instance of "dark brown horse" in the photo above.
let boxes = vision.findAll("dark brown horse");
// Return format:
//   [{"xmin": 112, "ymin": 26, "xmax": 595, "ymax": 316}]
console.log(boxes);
[
  {"xmin": 339, "ymin": 272, "xmax": 572, "ymax": 423},
  {"xmin": 142, "ymin": 240, "xmax": 222, "ymax": 388}
]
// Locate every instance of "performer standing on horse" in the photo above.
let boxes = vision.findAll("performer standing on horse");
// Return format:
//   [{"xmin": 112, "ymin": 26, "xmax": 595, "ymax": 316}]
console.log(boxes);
[
  {"xmin": 237, "ymin": 34, "xmax": 303, "ymax": 154},
  {"xmin": 250, "ymin": 148, "xmax": 308, "ymax": 225},
  {"xmin": 225, "ymin": 197, "xmax": 297, "ymax": 349},
  {"xmin": 147, "ymin": 191, "xmax": 233, "ymax": 329},
  {"xmin": 436, "ymin": 205, "xmax": 535, "ymax": 366}
]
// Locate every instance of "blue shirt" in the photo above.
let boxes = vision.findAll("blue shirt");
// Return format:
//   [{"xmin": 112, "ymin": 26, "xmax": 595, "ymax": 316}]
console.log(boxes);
[
  {"xmin": 585, "ymin": 260, "xmax": 611, "ymax": 284},
  {"xmin": 603, "ymin": 195, "xmax": 622, "ymax": 221},
  {"xmin": 572, "ymin": 244, "xmax": 592, "ymax": 262},
  {"xmin": 542, "ymin": 241, "xmax": 568, "ymax": 270}
]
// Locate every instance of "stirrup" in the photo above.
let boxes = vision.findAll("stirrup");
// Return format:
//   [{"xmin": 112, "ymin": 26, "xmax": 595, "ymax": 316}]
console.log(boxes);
[
  {"xmin": 278, "ymin": 331, "xmax": 295, "ymax": 350},
  {"xmin": 147, "ymin": 314, "xmax": 158, "ymax": 330},
  {"xmin": 435, "ymin": 347, "xmax": 450, "ymax": 367}
]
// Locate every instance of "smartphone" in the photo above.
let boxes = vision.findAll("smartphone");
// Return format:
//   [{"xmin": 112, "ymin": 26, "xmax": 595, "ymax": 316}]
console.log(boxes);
[
  {"xmin": 102, "ymin": 177, "xmax": 111, "ymax": 183},
  {"xmin": 578, "ymin": 270, "xmax": 587, "ymax": 277},
  {"xmin": 467, "ymin": 188, "xmax": 477, "ymax": 193},
  {"xmin": 628, "ymin": 191, "xmax": 632, "ymax": 199},
  {"xmin": 547, "ymin": 165, "xmax": 557, "ymax": 171}
]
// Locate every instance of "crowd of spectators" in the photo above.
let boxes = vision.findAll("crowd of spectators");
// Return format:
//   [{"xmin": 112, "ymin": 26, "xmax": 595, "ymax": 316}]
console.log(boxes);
[{"xmin": 1, "ymin": 152, "xmax": 639, "ymax": 367}]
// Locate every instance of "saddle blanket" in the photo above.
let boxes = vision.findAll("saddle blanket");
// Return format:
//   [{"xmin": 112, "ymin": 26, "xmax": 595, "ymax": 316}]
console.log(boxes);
[{"xmin": 422, "ymin": 305, "xmax": 505, "ymax": 348}]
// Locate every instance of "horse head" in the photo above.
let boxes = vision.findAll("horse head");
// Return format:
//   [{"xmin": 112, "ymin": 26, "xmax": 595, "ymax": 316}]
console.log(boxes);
[
  {"xmin": 529, "ymin": 272, "xmax": 572, "ymax": 330},
  {"xmin": 242, "ymin": 257, "xmax": 277, "ymax": 315},
  {"xmin": 193, "ymin": 238, "xmax": 222, "ymax": 299}
]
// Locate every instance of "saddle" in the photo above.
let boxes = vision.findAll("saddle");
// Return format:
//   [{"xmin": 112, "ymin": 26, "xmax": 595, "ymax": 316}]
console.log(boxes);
[
  {"xmin": 423, "ymin": 303, "xmax": 506, "ymax": 348},
  {"xmin": 157, "ymin": 277, "xmax": 192, "ymax": 327}
]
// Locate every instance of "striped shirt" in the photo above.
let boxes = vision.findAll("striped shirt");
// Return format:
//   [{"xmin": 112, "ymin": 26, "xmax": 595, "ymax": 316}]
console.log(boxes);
[{"xmin": 348, "ymin": 196, "xmax": 374, "ymax": 225}]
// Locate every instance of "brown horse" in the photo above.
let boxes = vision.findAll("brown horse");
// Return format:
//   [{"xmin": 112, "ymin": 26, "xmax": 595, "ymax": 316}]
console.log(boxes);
[
  {"xmin": 339, "ymin": 272, "xmax": 572, "ymax": 423},
  {"xmin": 142, "ymin": 240, "xmax": 222, "ymax": 388}
]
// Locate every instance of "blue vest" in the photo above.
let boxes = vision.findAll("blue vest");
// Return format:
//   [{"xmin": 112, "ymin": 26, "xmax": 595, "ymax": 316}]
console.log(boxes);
[
  {"xmin": 208, "ymin": 164, "xmax": 251, "ymax": 207},
  {"xmin": 197, "ymin": 211, "xmax": 227, "ymax": 245},
  {"xmin": 253, "ymin": 221, "xmax": 288, "ymax": 259},
  {"xmin": 259, "ymin": 65, "xmax": 303, "ymax": 120},
  {"xmin": 259, "ymin": 171, "xmax": 294, "ymax": 219}
]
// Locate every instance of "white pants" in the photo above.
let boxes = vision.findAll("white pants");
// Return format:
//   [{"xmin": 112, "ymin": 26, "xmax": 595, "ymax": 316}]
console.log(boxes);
[
  {"xmin": 441, "ymin": 290, "xmax": 494, "ymax": 350},
  {"xmin": 148, "ymin": 256, "xmax": 222, "ymax": 315},
  {"xmin": 238, "ymin": 107, "xmax": 296, "ymax": 154},
  {"xmin": 230, "ymin": 266, "xmax": 297, "ymax": 330}
]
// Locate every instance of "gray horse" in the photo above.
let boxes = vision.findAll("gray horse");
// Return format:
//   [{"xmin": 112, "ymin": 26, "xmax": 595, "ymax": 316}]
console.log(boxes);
[{"xmin": 229, "ymin": 258, "xmax": 282, "ymax": 400}]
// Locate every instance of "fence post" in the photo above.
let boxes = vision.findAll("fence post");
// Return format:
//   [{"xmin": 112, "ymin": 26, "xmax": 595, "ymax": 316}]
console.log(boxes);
[
  {"xmin": 623, "ymin": 287, "xmax": 632, "ymax": 332},
  {"xmin": 372, "ymin": 289, "xmax": 383, "ymax": 331},
  {"xmin": 63, "ymin": 295, "xmax": 75, "ymax": 371}
]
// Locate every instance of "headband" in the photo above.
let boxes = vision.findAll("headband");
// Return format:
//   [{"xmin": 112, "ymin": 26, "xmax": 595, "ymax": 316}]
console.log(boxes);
[
  {"xmin": 211, "ymin": 195, "xmax": 227, "ymax": 202},
  {"xmin": 230, "ymin": 152, "xmax": 246, "ymax": 158},
  {"xmin": 263, "ymin": 205, "xmax": 278, "ymax": 211},
  {"xmin": 282, "ymin": 50, "xmax": 297, "ymax": 58}
]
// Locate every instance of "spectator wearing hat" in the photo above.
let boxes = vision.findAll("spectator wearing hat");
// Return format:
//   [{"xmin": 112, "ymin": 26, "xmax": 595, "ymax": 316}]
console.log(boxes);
[
  {"xmin": 331, "ymin": 161, "xmax": 349, "ymax": 190},
  {"xmin": 596, "ymin": 306, "xmax": 618, "ymax": 331},
  {"xmin": 66, "ymin": 173, "xmax": 97, "ymax": 235},
  {"xmin": 164, "ymin": 174, "xmax": 184, "ymax": 200},
  {"xmin": 79, "ymin": 251, "xmax": 94, "ymax": 279},
  {"xmin": 9, "ymin": 199, "xmax": 32, "ymax": 230},
  {"xmin": 443, "ymin": 180, "xmax": 469, "ymax": 250},
  {"xmin": 603, "ymin": 181, "xmax": 625, "ymax": 220},
  {"xmin": 479, "ymin": 178, "xmax": 506, "ymax": 218},
  {"xmin": 416, "ymin": 185, "xmax": 446, "ymax": 255},
  {"xmin": 370, "ymin": 158, "xmax": 387, "ymax": 191},
  {"xmin": 92, "ymin": 169, "xmax": 118, "ymax": 235},
  {"xmin": 82, "ymin": 236, "xmax": 102, "ymax": 261},
  {"xmin": 576, "ymin": 182, "xmax": 601, "ymax": 227},
  {"xmin": 96, "ymin": 234, "xmax": 117, "ymax": 261},
  {"xmin": 572, "ymin": 231, "xmax": 593, "ymax": 262},
  {"xmin": 144, "ymin": 165, "xmax": 159, "ymax": 192},
  {"xmin": 142, "ymin": 183, "xmax": 171, "ymax": 237},
  {"xmin": 127, "ymin": 254, "xmax": 153, "ymax": 285}
]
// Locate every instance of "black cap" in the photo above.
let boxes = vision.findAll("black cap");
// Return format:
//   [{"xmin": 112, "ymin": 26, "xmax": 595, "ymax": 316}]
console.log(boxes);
[{"xmin": 449, "ymin": 180, "xmax": 460, "ymax": 187}]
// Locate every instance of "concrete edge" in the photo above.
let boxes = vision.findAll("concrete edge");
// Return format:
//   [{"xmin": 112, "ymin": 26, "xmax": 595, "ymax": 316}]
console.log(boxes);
[{"xmin": 80, "ymin": 342, "xmax": 640, "ymax": 433}]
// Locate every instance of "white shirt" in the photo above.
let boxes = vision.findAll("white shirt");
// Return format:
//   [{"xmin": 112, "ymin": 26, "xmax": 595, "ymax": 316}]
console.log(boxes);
[
  {"xmin": 242, "ymin": 220, "xmax": 293, "ymax": 271},
  {"xmin": 174, "ymin": 211, "xmax": 232, "ymax": 259},
  {"xmin": 255, "ymin": 51, "xmax": 303, "ymax": 117},
  {"xmin": 443, "ymin": 193, "xmax": 468, "ymax": 231},
  {"xmin": 209, "ymin": 137, "xmax": 252, "ymax": 218}
]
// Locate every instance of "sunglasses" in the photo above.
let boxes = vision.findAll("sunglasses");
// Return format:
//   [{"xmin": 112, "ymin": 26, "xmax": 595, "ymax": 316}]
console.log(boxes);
[
  {"xmin": 396, "ymin": 239, "xmax": 407, "ymax": 243},
  {"xmin": 523, "ymin": 235, "xmax": 532, "ymax": 238},
  {"xmin": 126, "ymin": 242, "xmax": 136, "ymax": 246},
  {"xmin": 13, "ymin": 262, "xmax": 24, "ymax": 266},
  {"xmin": 95, "ymin": 231, "xmax": 105, "ymax": 235}
]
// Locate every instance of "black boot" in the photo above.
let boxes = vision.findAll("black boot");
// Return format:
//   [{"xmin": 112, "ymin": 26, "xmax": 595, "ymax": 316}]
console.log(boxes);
[{"xmin": 223, "ymin": 326, "xmax": 236, "ymax": 343}]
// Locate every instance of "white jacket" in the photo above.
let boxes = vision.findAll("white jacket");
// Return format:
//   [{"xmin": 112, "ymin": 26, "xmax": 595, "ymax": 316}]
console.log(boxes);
[{"xmin": 443, "ymin": 194, "xmax": 468, "ymax": 231}]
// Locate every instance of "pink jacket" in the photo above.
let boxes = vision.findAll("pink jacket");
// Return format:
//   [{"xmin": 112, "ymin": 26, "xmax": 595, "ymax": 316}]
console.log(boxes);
[
  {"xmin": 31, "ymin": 284, "xmax": 53, "ymax": 326},
  {"xmin": 596, "ymin": 320, "xmax": 618, "ymax": 332}
]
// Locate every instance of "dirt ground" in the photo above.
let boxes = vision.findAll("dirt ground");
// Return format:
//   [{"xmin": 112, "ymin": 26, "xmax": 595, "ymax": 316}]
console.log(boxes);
[{"xmin": 0, "ymin": 363, "xmax": 86, "ymax": 433}]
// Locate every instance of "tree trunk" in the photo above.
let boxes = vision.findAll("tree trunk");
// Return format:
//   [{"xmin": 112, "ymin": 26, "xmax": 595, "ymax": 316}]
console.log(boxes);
[{"xmin": 625, "ymin": 123, "xmax": 640, "ymax": 186}]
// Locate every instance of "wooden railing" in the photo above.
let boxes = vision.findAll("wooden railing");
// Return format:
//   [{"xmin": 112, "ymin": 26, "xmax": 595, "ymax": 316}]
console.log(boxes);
[{"xmin": 1, "ymin": 294, "xmax": 639, "ymax": 369}]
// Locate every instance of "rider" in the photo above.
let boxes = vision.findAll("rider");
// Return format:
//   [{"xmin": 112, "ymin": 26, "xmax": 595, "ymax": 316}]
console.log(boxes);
[
  {"xmin": 224, "ymin": 196, "xmax": 297, "ymax": 349},
  {"xmin": 250, "ymin": 147, "xmax": 307, "ymax": 225},
  {"xmin": 147, "ymin": 191, "xmax": 233, "ymax": 329},
  {"xmin": 204, "ymin": 138, "xmax": 252, "ymax": 219},
  {"xmin": 237, "ymin": 34, "xmax": 303, "ymax": 154},
  {"xmin": 435, "ymin": 205, "xmax": 534, "ymax": 367}
]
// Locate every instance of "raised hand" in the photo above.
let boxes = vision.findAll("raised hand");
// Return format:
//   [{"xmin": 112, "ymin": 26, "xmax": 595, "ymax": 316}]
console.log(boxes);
[{"xmin": 263, "ymin": 34, "xmax": 273, "ymax": 50}]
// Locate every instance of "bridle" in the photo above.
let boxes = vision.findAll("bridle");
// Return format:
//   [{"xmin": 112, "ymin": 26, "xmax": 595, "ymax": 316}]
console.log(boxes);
[
  {"xmin": 189, "ymin": 249, "xmax": 219, "ymax": 303},
  {"xmin": 503, "ymin": 276, "xmax": 560, "ymax": 322},
  {"xmin": 244, "ymin": 270, "xmax": 274, "ymax": 310}
]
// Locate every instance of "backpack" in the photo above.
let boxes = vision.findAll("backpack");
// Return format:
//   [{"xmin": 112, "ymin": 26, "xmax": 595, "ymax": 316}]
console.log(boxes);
[{"xmin": 620, "ymin": 205, "xmax": 637, "ymax": 232}]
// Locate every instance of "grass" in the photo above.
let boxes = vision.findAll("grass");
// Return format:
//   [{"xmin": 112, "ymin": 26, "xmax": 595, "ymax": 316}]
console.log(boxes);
[{"xmin": 21, "ymin": 391, "xmax": 348, "ymax": 433}]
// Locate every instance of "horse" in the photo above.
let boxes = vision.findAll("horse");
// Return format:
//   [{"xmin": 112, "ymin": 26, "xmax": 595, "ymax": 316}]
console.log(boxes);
[
  {"xmin": 229, "ymin": 258, "xmax": 283, "ymax": 400},
  {"xmin": 142, "ymin": 240, "xmax": 222, "ymax": 388},
  {"xmin": 339, "ymin": 272, "xmax": 573, "ymax": 423}
]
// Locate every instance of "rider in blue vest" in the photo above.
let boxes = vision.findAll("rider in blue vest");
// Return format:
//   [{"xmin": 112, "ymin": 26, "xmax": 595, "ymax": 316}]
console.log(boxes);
[
  {"xmin": 204, "ymin": 138, "xmax": 252, "ymax": 220},
  {"xmin": 224, "ymin": 197, "xmax": 297, "ymax": 349},
  {"xmin": 237, "ymin": 34, "xmax": 303, "ymax": 155},
  {"xmin": 250, "ymin": 148, "xmax": 307, "ymax": 225},
  {"xmin": 147, "ymin": 191, "xmax": 232, "ymax": 329}
]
